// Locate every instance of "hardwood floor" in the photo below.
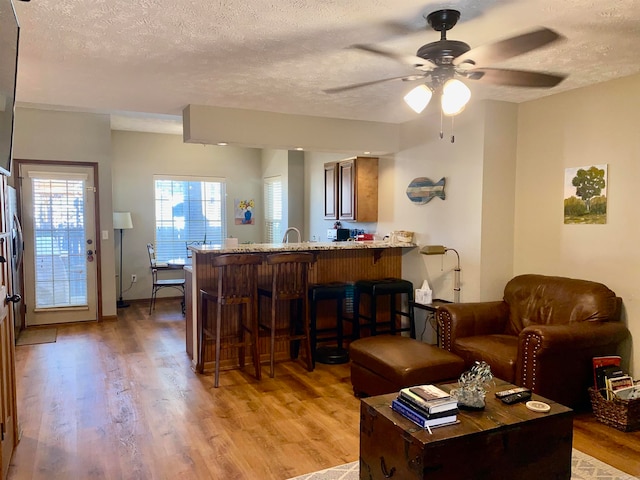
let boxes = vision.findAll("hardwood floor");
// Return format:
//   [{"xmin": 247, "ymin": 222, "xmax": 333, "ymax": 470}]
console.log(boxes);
[{"xmin": 8, "ymin": 299, "xmax": 640, "ymax": 479}]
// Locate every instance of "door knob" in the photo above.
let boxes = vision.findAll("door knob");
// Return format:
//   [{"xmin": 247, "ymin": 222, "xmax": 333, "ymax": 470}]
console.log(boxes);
[{"xmin": 5, "ymin": 294, "xmax": 21, "ymax": 304}]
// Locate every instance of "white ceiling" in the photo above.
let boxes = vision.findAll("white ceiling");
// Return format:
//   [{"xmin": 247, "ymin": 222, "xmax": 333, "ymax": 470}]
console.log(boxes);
[{"xmin": 12, "ymin": 0, "xmax": 640, "ymax": 134}]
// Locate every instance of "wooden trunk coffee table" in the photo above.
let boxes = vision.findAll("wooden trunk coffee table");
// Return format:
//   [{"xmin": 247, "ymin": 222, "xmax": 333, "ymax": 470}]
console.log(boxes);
[{"xmin": 360, "ymin": 379, "xmax": 573, "ymax": 480}]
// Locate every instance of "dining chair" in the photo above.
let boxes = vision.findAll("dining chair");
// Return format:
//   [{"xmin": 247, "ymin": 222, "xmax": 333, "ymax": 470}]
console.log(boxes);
[
  {"xmin": 146, "ymin": 243, "xmax": 186, "ymax": 315},
  {"xmin": 185, "ymin": 240, "xmax": 205, "ymax": 259}
]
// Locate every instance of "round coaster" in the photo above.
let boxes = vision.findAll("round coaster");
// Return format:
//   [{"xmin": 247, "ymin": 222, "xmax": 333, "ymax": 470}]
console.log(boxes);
[{"xmin": 526, "ymin": 400, "xmax": 551, "ymax": 413}]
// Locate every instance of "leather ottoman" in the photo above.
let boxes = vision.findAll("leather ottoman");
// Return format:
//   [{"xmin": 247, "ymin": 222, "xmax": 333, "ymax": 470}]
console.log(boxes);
[{"xmin": 350, "ymin": 335, "xmax": 465, "ymax": 397}]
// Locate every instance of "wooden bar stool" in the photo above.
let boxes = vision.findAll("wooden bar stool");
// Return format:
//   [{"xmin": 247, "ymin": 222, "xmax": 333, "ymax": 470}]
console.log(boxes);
[
  {"xmin": 258, "ymin": 252, "xmax": 314, "ymax": 377},
  {"xmin": 353, "ymin": 278, "xmax": 415, "ymax": 338},
  {"xmin": 197, "ymin": 253, "xmax": 263, "ymax": 387}
]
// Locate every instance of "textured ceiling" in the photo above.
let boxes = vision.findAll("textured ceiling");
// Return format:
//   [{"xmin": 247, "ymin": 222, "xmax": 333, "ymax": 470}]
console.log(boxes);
[{"xmin": 12, "ymin": 0, "xmax": 640, "ymax": 133}]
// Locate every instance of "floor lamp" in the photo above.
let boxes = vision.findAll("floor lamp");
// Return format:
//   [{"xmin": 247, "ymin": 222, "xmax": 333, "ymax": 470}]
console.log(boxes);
[
  {"xmin": 114, "ymin": 212, "xmax": 133, "ymax": 308},
  {"xmin": 420, "ymin": 245, "xmax": 461, "ymax": 303}
]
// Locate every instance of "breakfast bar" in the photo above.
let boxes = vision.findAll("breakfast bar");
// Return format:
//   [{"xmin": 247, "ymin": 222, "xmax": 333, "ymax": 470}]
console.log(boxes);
[{"xmin": 187, "ymin": 241, "xmax": 416, "ymax": 373}]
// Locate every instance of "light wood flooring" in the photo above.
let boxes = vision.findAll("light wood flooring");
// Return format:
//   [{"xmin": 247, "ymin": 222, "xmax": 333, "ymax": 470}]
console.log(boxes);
[{"xmin": 8, "ymin": 299, "xmax": 640, "ymax": 479}]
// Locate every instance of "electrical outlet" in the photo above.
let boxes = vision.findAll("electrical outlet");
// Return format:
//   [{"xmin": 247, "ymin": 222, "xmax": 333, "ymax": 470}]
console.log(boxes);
[{"xmin": 131, "ymin": 274, "xmax": 137, "ymax": 283}]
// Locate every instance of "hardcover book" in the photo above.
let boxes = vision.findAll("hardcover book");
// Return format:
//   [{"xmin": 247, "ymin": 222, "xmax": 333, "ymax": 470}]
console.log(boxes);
[
  {"xmin": 399, "ymin": 385, "xmax": 458, "ymax": 414},
  {"xmin": 595, "ymin": 365, "xmax": 624, "ymax": 397},
  {"xmin": 391, "ymin": 399, "xmax": 457, "ymax": 429},
  {"xmin": 395, "ymin": 396, "xmax": 459, "ymax": 419},
  {"xmin": 606, "ymin": 375, "xmax": 634, "ymax": 400},
  {"xmin": 409, "ymin": 384, "xmax": 450, "ymax": 401},
  {"xmin": 592, "ymin": 355, "xmax": 621, "ymax": 389}
]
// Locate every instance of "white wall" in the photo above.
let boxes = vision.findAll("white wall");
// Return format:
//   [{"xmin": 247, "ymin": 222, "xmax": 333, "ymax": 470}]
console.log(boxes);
[
  {"xmin": 12, "ymin": 108, "xmax": 117, "ymax": 318},
  {"xmin": 111, "ymin": 131, "xmax": 262, "ymax": 300},
  {"xmin": 515, "ymin": 73, "xmax": 640, "ymax": 375}
]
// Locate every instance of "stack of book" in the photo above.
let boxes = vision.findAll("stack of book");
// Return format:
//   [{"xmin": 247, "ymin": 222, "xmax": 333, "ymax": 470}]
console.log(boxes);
[
  {"xmin": 391, "ymin": 384, "xmax": 459, "ymax": 431},
  {"xmin": 593, "ymin": 355, "xmax": 635, "ymax": 400}
]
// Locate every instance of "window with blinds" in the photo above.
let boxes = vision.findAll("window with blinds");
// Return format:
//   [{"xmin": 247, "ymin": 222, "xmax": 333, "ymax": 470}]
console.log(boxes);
[
  {"xmin": 31, "ymin": 174, "xmax": 88, "ymax": 308},
  {"xmin": 153, "ymin": 176, "xmax": 226, "ymax": 262},
  {"xmin": 264, "ymin": 176, "xmax": 283, "ymax": 243}
]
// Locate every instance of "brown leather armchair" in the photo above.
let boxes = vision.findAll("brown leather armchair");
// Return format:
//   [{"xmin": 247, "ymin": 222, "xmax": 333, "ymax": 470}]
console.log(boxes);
[{"xmin": 436, "ymin": 274, "xmax": 629, "ymax": 409}]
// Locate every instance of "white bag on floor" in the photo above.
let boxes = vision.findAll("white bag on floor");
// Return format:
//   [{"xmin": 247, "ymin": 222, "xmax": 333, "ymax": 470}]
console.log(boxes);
[{"xmin": 415, "ymin": 280, "xmax": 433, "ymax": 305}]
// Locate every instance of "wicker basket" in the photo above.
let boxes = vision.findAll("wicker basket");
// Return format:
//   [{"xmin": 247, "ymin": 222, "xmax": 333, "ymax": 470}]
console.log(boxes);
[{"xmin": 588, "ymin": 387, "xmax": 640, "ymax": 432}]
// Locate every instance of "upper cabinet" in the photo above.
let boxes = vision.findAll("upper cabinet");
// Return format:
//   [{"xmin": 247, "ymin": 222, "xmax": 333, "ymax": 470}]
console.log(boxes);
[
  {"xmin": 324, "ymin": 162, "xmax": 338, "ymax": 220},
  {"xmin": 324, "ymin": 157, "xmax": 378, "ymax": 223}
]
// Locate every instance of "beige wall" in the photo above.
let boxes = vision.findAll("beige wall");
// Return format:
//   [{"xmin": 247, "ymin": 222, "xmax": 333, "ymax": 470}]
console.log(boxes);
[
  {"xmin": 11, "ymin": 74, "xmax": 637, "ymax": 375},
  {"xmin": 392, "ymin": 102, "xmax": 503, "ymax": 304},
  {"xmin": 261, "ymin": 148, "xmax": 289, "ymax": 238},
  {"xmin": 479, "ymin": 101, "xmax": 518, "ymax": 299},
  {"xmin": 515, "ymin": 74, "xmax": 640, "ymax": 375},
  {"xmin": 287, "ymin": 150, "xmax": 305, "ymax": 238},
  {"xmin": 12, "ymin": 108, "xmax": 117, "ymax": 318},
  {"xmin": 184, "ymin": 104, "xmax": 399, "ymax": 155},
  {"xmin": 111, "ymin": 131, "xmax": 262, "ymax": 300},
  {"xmin": 304, "ymin": 151, "xmax": 382, "ymax": 242}
]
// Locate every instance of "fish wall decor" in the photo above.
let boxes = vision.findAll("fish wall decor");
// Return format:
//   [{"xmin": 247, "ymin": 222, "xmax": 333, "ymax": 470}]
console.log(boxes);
[{"xmin": 406, "ymin": 177, "xmax": 446, "ymax": 205}]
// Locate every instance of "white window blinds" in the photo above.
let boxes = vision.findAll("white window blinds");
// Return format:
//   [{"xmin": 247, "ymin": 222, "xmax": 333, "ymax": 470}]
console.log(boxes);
[
  {"xmin": 153, "ymin": 176, "xmax": 226, "ymax": 262},
  {"xmin": 264, "ymin": 176, "xmax": 282, "ymax": 243}
]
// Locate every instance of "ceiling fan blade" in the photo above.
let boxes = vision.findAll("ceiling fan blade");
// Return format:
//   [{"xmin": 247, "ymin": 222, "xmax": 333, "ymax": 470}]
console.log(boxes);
[
  {"xmin": 453, "ymin": 27, "xmax": 563, "ymax": 67},
  {"xmin": 463, "ymin": 67, "xmax": 566, "ymax": 88},
  {"xmin": 350, "ymin": 44, "xmax": 434, "ymax": 69},
  {"xmin": 323, "ymin": 74, "xmax": 426, "ymax": 94}
]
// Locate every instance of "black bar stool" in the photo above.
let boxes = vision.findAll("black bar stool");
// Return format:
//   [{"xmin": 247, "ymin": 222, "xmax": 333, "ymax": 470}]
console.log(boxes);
[
  {"xmin": 353, "ymin": 278, "xmax": 415, "ymax": 338},
  {"xmin": 197, "ymin": 253, "xmax": 263, "ymax": 387},
  {"xmin": 309, "ymin": 282, "xmax": 350, "ymax": 366},
  {"xmin": 258, "ymin": 252, "xmax": 314, "ymax": 377}
]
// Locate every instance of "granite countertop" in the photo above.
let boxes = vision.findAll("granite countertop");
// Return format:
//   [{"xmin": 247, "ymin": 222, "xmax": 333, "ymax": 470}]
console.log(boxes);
[{"xmin": 189, "ymin": 240, "xmax": 417, "ymax": 255}]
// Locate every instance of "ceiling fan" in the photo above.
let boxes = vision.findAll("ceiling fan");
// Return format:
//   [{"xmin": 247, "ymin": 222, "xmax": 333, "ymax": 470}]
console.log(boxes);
[{"xmin": 325, "ymin": 9, "xmax": 567, "ymax": 114}]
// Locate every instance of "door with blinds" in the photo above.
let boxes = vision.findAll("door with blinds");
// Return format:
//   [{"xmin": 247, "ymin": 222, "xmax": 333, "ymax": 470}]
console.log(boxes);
[{"xmin": 19, "ymin": 164, "xmax": 98, "ymax": 325}]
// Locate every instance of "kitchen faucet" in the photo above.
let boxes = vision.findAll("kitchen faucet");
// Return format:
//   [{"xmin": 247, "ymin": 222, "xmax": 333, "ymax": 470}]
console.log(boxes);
[{"xmin": 282, "ymin": 227, "xmax": 301, "ymax": 243}]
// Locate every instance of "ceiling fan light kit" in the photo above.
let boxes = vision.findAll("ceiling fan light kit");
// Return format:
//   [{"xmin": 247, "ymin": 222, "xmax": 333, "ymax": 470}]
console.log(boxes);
[
  {"xmin": 404, "ymin": 85, "xmax": 432, "ymax": 114},
  {"xmin": 326, "ymin": 8, "xmax": 567, "ymax": 140},
  {"xmin": 441, "ymin": 79, "xmax": 471, "ymax": 116}
]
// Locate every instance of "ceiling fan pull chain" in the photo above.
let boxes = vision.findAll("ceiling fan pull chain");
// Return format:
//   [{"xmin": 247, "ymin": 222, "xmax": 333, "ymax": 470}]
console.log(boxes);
[
  {"xmin": 451, "ymin": 116, "xmax": 455, "ymax": 143},
  {"xmin": 439, "ymin": 109, "xmax": 444, "ymax": 139}
]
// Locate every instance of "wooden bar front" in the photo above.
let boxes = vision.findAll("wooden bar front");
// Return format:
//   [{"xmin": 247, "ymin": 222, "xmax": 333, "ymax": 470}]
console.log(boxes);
[{"xmin": 188, "ymin": 242, "xmax": 414, "ymax": 372}]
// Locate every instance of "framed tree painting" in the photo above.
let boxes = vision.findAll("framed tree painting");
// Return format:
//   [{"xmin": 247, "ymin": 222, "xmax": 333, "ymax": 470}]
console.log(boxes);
[{"xmin": 563, "ymin": 164, "xmax": 607, "ymax": 224}]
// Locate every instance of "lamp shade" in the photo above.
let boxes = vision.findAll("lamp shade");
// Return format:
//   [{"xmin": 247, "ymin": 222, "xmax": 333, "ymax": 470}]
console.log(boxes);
[
  {"xmin": 404, "ymin": 85, "xmax": 433, "ymax": 114},
  {"xmin": 420, "ymin": 245, "xmax": 447, "ymax": 255},
  {"xmin": 441, "ymin": 79, "xmax": 471, "ymax": 116},
  {"xmin": 113, "ymin": 212, "xmax": 133, "ymax": 230}
]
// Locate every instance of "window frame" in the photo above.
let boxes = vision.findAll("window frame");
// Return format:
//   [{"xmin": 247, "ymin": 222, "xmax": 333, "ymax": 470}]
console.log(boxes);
[
  {"xmin": 263, "ymin": 175, "xmax": 283, "ymax": 244},
  {"xmin": 153, "ymin": 174, "xmax": 226, "ymax": 262}
]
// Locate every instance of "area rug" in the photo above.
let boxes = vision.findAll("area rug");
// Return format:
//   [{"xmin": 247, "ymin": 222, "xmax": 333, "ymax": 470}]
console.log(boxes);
[
  {"xmin": 288, "ymin": 449, "xmax": 637, "ymax": 480},
  {"xmin": 16, "ymin": 328, "xmax": 57, "ymax": 346}
]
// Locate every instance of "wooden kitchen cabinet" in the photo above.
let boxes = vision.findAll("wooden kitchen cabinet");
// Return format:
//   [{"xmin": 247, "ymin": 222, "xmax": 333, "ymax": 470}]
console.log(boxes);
[
  {"xmin": 338, "ymin": 157, "xmax": 378, "ymax": 222},
  {"xmin": 324, "ymin": 162, "xmax": 338, "ymax": 220}
]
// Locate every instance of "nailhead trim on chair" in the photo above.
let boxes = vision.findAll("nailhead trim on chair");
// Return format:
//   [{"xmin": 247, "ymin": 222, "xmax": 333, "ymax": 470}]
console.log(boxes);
[
  {"xmin": 521, "ymin": 333, "xmax": 541, "ymax": 391},
  {"xmin": 438, "ymin": 310, "xmax": 453, "ymax": 351}
]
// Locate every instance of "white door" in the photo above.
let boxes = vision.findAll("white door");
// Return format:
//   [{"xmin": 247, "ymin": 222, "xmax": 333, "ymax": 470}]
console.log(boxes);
[{"xmin": 20, "ymin": 164, "xmax": 98, "ymax": 325}]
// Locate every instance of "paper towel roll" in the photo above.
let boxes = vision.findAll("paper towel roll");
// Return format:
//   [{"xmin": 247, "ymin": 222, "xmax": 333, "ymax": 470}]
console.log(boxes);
[{"xmin": 224, "ymin": 237, "xmax": 238, "ymax": 248}]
